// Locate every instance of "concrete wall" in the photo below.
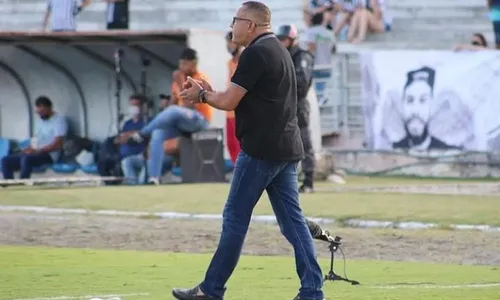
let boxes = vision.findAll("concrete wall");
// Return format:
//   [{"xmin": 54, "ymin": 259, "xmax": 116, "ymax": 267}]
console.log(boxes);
[
  {"xmin": 0, "ymin": 0, "xmax": 492, "ymax": 49},
  {"xmin": 0, "ymin": 0, "xmax": 303, "ymax": 32},
  {"xmin": 0, "ymin": 62, "xmax": 31, "ymax": 140}
]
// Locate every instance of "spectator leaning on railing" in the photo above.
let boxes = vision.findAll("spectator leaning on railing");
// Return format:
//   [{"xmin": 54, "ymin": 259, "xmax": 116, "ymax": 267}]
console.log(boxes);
[
  {"xmin": 305, "ymin": 12, "xmax": 335, "ymax": 105},
  {"xmin": 43, "ymin": 0, "xmax": 91, "ymax": 32}
]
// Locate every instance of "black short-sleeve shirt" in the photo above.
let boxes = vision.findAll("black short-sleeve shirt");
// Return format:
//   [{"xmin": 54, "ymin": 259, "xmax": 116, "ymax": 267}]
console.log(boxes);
[{"xmin": 231, "ymin": 33, "xmax": 304, "ymax": 161}]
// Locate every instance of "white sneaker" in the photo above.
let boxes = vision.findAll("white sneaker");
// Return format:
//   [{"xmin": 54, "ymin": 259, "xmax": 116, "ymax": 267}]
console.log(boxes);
[
  {"xmin": 130, "ymin": 132, "xmax": 144, "ymax": 143},
  {"xmin": 148, "ymin": 177, "xmax": 160, "ymax": 185},
  {"xmin": 328, "ymin": 173, "xmax": 346, "ymax": 184}
]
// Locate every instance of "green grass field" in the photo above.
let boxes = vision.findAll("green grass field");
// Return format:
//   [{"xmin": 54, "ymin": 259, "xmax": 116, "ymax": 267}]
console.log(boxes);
[
  {"xmin": 1, "ymin": 177, "xmax": 500, "ymax": 299},
  {"xmin": 1, "ymin": 246, "xmax": 499, "ymax": 300},
  {"xmin": 1, "ymin": 177, "xmax": 499, "ymax": 226}
]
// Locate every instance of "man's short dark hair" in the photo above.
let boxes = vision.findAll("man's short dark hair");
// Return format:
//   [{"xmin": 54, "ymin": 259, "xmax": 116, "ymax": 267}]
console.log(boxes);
[
  {"xmin": 159, "ymin": 94, "xmax": 171, "ymax": 101},
  {"xmin": 129, "ymin": 94, "xmax": 146, "ymax": 103},
  {"xmin": 311, "ymin": 12, "xmax": 324, "ymax": 26},
  {"xmin": 35, "ymin": 96, "xmax": 52, "ymax": 108},
  {"xmin": 180, "ymin": 48, "xmax": 198, "ymax": 61},
  {"xmin": 242, "ymin": 1, "xmax": 271, "ymax": 24}
]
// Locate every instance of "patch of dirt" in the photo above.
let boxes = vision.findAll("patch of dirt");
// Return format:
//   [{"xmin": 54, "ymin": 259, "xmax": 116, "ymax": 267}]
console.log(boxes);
[
  {"xmin": 1, "ymin": 213, "xmax": 499, "ymax": 266},
  {"xmin": 321, "ymin": 183, "xmax": 500, "ymax": 196}
]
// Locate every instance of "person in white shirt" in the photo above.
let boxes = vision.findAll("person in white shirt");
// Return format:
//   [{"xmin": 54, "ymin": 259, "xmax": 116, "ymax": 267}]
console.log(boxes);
[
  {"xmin": 305, "ymin": 12, "xmax": 336, "ymax": 106},
  {"xmin": 347, "ymin": 0, "xmax": 392, "ymax": 43},
  {"xmin": 43, "ymin": 0, "xmax": 90, "ymax": 32},
  {"xmin": 305, "ymin": 13, "xmax": 336, "ymax": 66},
  {"xmin": 1, "ymin": 96, "xmax": 68, "ymax": 179}
]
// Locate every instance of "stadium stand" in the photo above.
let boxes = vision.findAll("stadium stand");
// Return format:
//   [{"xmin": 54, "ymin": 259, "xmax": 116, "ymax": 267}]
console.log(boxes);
[
  {"xmin": 0, "ymin": 0, "xmax": 492, "ymax": 47},
  {"xmin": 0, "ymin": 0, "xmax": 494, "ymax": 180}
]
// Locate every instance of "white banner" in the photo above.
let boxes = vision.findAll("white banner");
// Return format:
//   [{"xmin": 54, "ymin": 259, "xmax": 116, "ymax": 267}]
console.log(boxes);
[{"xmin": 360, "ymin": 50, "xmax": 500, "ymax": 152}]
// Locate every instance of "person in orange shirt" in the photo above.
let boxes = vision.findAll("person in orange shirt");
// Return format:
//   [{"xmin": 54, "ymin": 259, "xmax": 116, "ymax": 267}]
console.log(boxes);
[
  {"xmin": 225, "ymin": 32, "xmax": 243, "ymax": 164},
  {"xmin": 130, "ymin": 48, "xmax": 212, "ymax": 185}
]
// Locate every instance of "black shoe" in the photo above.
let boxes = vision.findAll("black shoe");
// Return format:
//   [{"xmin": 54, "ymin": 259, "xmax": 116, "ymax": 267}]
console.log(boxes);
[
  {"xmin": 299, "ymin": 184, "xmax": 314, "ymax": 194},
  {"xmin": 292, "ymin": 295, "xmax": 325, "ymax": 300},
  {"xmin": 172, "ymin": 286, "xmax": 222, "ymax": 300}
]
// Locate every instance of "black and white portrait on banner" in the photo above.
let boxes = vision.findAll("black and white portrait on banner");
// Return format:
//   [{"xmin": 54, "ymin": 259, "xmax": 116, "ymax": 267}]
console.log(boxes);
[{"xmin": 360, "ymin": 50, "xmax": 500, "ymax": 152}]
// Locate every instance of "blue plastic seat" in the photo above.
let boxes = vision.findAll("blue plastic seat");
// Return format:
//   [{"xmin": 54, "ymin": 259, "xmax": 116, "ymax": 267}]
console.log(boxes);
[
  {"xmin": 51, "ymin": 163, "xmax": 79, "ymax": 174},
  {"xmin": 81, "ymin": 164, "xmax": 99, "ymax": 175},
  {"xmin": 224, "ymin": 159, "xmax": 234, "ymax": 173},
  {"xmin": 0, "ymin": 138, "xmax": 11, "ymax": 170},
  {"xmin": 171, "ymin": 166, "xmax": 182, "ymax": 177}
]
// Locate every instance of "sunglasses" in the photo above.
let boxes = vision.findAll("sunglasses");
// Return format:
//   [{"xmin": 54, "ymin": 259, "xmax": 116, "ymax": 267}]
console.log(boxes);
[{"xmin": 231, "ymin": 17, "xmax": 269, "ymax": 27}]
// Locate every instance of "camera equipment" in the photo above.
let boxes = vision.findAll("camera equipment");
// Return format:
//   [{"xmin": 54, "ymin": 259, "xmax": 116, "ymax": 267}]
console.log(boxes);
[
  {"xmin": 179, "ymin": 128, "xmax": 226, "ymax": 183},
  {"xmin": 323, "ymin": 236, "xmax": 360, "ymax": 285},
  {"xmin": 114, "ymin": 48, "xmax": 124, "ymax": 133},
  {"xmin": 140, "ymin": 56, "xmax": 151, "ymax": 98}
]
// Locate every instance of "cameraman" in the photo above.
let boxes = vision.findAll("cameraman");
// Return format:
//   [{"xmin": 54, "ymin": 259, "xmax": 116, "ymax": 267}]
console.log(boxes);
[{"xmin": 276, "ymin": 24, "xmax": 316, "ymax": 193}]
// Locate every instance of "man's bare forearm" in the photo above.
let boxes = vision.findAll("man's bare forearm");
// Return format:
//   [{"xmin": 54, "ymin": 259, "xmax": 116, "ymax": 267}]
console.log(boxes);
[{"xmin": 205, "ymin": 91, "xmax": 235, "ymax": 111}]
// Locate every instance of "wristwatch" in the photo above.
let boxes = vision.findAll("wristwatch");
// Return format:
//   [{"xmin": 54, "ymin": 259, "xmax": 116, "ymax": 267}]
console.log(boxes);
[{"xmin": 198, "ymin": 89, "xmax": 207, "ymax": 103}]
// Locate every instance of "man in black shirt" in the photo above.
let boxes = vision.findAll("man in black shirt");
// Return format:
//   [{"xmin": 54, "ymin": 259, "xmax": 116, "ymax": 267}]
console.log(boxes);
[
  {"xmin": 173, "ymin": 2, "xmax": 324, "ymax": 300},
  {"xmin": 104, "ymin": 0, "xmax": 129, "ymax": 30}
]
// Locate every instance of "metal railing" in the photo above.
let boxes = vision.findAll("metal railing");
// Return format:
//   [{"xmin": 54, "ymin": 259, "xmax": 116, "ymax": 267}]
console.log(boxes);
[{"xmin": 314, "ymin": 52, "xmax": 364, "ymax": 138}]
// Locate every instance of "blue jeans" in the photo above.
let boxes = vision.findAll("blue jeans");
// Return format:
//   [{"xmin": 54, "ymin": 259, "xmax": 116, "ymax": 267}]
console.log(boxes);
[
  {"xmin": 494, "ymin": 21, "xmax": 500, "ymax": 46},
  {"xmin": 199, "ymin": 152, "xmax": 324, "ymax": 300},
  {"xmin": 313, "ymin": 69, "xmax": 332, "ymax": 94},
  {"xmin": 1, "ymin": 153, "xmax": 52, "ymax": 179},
  {"xmin": 121, "ymin": 154, "xmax": 146, "ymax": 185},
  {"xmin": 141, "ymin": 105, "xmax": 209, "ymax": 178}
]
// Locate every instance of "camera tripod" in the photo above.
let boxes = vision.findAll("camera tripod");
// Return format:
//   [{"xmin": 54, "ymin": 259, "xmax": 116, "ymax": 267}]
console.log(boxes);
[{"xmin": 324, "ymin": 236, "xmax": 360, "ymax": 285}]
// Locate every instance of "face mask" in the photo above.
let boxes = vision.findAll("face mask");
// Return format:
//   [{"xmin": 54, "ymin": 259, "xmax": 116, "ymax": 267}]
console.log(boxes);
[
  {"xmin": 40, "ymin": 114, "xmax": 50, "ymax": 120},
  {"xmin": 471, "ymin": 41, "xmax": 481, "ymax": 46},
  {"xmin": 227, "ymin": 46, "xmax": 239, "ymax": 56},
  {"xmin": 128, "ymin": 105, "xmax": 140, "ymax": 116}
]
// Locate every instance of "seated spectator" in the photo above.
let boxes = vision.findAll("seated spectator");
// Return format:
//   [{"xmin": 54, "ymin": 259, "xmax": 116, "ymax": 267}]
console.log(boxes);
[
  {"xmin": 115, "ymin": 95, "xmax": 149, "ymax": 185},
  {"xmin": 453, "ymin": 33, "xmax": 489, "ymax": 51},
  {"xmin": 1, "ymin": 96, "xmax": 67, "ymax": 179},
  {"xmin": 304, "ymin": 0, "xmax": 336, "ymax": 28},
  {"xmin": 131, "ymin": 50, "xmax": 212, "ymax": 185},
  {"xmin": 488, "ymin": 0, "xmax": 500, "ymax": 49},
  {"xmin": 347, "ymin": 0, "xmax": 392, "ymax": 43},
  {"xmin": 331, "ymin": 0, "xmax": 362, "ymax": 38},
  {"xmin": 158, "ymin": 94, "xmax": 172, "ymax": 111},
  {"xmin": 305, "ymin": 12, "xmax": 336, "ymax": 105},
  {"xmin": 43, "ymin": 0, "xmax": 91, "ymax": 32}
]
